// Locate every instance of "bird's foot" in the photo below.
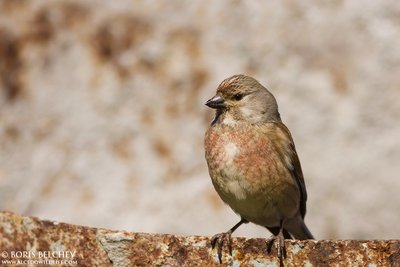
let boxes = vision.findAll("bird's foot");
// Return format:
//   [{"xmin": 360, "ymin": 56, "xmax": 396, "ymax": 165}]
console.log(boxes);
[
  {"xmin": 266, "ymin": 230, "xmax": 286, "ymax": 261},
  {"xmin": 211, "ymin": 231, "xmax": 233, "ymax": 263}
]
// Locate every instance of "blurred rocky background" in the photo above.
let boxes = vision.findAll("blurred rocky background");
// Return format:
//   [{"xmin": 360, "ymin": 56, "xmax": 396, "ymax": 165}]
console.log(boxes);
[{"xmin": 0, "ymin": 0, "xmax": 399, "ymax": 240}]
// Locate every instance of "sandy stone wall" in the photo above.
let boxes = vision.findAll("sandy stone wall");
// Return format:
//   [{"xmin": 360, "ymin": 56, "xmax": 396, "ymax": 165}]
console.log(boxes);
[
  {"xmin": 0, "ymin": 212, "xmax": 399, "ymax": 266},
  {"xmin": 0, "ymin": 1, "xmax": 399, "ymax": 239}
]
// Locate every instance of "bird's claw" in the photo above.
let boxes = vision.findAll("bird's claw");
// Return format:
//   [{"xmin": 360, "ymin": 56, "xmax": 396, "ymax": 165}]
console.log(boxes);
[{"xmin": 211, "ymin": 232, "xmax": 233, "ymax": 263}]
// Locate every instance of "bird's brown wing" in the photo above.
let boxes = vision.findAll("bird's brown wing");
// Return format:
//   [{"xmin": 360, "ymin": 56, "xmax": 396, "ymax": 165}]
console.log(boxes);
[{"xmin": 273, "ymin": 122, "xmax": 308, "ymax": 218}]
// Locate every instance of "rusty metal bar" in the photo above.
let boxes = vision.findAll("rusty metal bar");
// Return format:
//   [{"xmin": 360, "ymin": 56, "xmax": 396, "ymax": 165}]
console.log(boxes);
[{"xmin": 0, "ymin": 212, "xmax": 399, "ymax": 266}]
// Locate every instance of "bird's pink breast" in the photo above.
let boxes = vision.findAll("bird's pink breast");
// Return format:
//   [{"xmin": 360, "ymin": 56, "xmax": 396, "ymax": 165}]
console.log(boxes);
[{"xmin": 205, "ymin": 124, "xmax": 280, "ymax": 184}]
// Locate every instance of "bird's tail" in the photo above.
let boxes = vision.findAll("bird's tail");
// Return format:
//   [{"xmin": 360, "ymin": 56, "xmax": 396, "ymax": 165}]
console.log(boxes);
[{"xmin": 286, "ymin": 216, "xmax": 314, "ymax": 240}]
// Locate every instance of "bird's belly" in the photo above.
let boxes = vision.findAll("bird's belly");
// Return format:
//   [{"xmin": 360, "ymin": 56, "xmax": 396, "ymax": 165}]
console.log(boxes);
[{"xmin": 216, "ymin": 174, "xmax": 297, "ymax": 227}]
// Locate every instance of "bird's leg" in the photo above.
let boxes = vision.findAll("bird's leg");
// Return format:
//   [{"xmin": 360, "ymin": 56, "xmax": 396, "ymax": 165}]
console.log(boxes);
[
  {"xmin": 266, "ymin": 223, "xmax": 287, "ymax": 261},
  {"xmin": 211, "ymin": 218, "xmax": 248, "ymax": 263},
  {"xmin": 276, "ymin": 227, "xmax": 286, "ymax": 259}
]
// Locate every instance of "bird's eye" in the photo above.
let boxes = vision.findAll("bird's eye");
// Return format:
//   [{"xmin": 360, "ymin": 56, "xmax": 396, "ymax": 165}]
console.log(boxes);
[{"xmin": 233, "ymin": 94, "xmax": 243, "ymax": 101}]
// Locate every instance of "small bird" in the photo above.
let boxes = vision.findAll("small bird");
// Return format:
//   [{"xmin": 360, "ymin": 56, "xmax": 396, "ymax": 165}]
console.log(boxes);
[{"xmin": 204, "ymin": 74, "xmax": 314, "ymax": 263}]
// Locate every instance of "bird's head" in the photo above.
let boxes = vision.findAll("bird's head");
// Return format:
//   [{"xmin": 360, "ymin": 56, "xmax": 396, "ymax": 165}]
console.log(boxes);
[{"xmin": 206, "ymin": 74, "xmax": 281, "ymax": 125}]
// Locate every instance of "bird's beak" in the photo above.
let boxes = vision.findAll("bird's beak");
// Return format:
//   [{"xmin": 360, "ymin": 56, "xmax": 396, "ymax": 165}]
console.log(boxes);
[{"xmin": 205, "ymin": 95, "xmax": 225, "ymax": 109}]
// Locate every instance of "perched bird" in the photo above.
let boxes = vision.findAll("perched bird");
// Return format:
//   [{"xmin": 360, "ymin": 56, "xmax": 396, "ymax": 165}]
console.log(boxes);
[{"xmin": 204, "ymin": 74, "xmax": 314, "ymax": 263}]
